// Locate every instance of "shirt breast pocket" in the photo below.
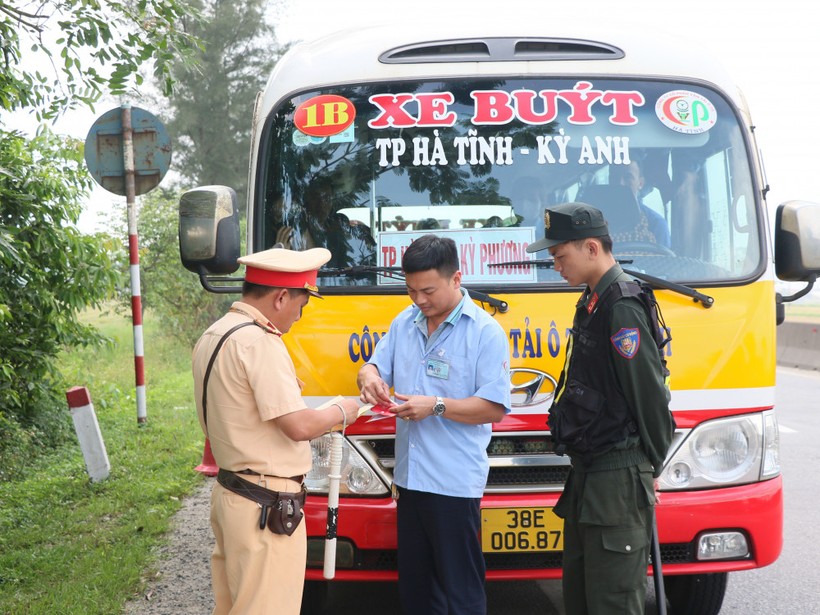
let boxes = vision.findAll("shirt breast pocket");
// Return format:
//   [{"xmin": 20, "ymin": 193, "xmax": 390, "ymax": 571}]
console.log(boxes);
[{"xmin": 427, "ymin": 352, "xmax": 471, "ymax": 396}]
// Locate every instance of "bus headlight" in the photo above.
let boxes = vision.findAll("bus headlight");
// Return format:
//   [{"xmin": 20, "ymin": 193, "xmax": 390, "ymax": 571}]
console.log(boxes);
[
  {"xmin": 306, "ymin": 434, "xmax": 389, "ymax": 496},
  {"xmin": 697, "ymin": 531, "xmax": 750, "ymax": 560},
  {"xmin": 691, "ymin": 417, "xmax": 756, "ymax": 482},
  {"xmin": 658, "ymin": 411, "xmax": 779, "ymax": 490}
]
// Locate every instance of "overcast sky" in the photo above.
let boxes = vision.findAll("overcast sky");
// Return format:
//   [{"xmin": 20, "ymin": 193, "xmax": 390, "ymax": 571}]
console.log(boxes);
[{"xmin": 8, "ymin": 0, "xmax": 818, "ymax": 236}]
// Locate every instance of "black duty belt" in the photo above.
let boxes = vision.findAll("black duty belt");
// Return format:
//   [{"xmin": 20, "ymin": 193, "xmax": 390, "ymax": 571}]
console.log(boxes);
[
  {"xmin": 216, "ymin": 468, "xmax": 306, "ymax": 535},
  {"xmin": 236, "ymin": 468, "xmax": 305, "ymax": 483}
]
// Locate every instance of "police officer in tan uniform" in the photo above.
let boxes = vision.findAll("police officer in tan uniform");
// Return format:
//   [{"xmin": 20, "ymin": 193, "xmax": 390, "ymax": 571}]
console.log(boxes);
[
  {"xmin": 527, "ymin": 203, "xmax": 674, "ymax": 615},
  {"xmin": 192, "ymin": 247, "xmax": 360, "ymax": 615}
]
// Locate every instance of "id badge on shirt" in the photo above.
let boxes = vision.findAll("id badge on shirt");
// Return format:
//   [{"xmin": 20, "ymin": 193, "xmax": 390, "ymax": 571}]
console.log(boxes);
[{"xmin": 426, "ymin": 358, "xmax": 450, "ymax": 380}]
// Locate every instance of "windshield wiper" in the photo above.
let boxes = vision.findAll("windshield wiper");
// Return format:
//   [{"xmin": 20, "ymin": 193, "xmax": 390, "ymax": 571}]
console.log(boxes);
[
  {"xmin": 488, "ymin": 259, "xmax": 714, "ymax": 308},
  {"xmin": 466, "ymin": 288, "xmax": 508, "ymax": 313},
  {"xmin": 321, "ymin": 266, "xmax": 509, "ymax": 313},
  {"xmin": 621, "ymin": 267, "xmax": 714, "ymax": 308}
]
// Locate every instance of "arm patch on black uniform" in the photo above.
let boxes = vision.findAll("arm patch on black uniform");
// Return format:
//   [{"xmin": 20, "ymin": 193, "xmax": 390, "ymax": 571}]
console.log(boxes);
[{"xmin": 611, "ymin": 327, "xmax": 640, "ymax": 358}]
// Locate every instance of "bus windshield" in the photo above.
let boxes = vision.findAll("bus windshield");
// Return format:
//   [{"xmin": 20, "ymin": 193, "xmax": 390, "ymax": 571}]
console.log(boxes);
[{"xmin": 257, "ymin": 77, "xmax": 763, "ymax": 289}]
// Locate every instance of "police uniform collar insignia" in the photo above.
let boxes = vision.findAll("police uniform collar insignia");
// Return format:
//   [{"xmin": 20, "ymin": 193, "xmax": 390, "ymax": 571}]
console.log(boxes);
[
  {"xmin": 586, "ymin": 292, "xmax": 599, "ymax": 314},
  {"xmin": 229, "ymin": 306, "xmax": 282, "ymax": 336}
]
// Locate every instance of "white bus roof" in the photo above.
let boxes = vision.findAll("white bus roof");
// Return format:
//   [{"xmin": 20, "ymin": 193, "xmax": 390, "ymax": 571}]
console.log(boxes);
[{"xmin": 260, "ymin": 20, "xmax": 745, "ymax": 115}]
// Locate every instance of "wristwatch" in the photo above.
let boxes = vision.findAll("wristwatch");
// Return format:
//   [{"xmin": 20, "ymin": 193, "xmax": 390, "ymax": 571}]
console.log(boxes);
[{"xmin": 432, "ymin": 396, "xmax": 446, "ymax": 416}]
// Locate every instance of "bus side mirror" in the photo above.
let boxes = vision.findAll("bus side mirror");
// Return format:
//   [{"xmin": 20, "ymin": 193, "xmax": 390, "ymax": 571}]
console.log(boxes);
[
  {"xmin": 774, "ymin": 200, "xmax": 820, "ymax": 281},
  {"xmin": 178, "ymin": 186, "xmax": 240, "ymax": 275}
]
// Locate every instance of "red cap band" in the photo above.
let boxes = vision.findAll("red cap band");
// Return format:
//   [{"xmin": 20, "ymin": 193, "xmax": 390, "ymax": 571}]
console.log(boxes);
[{"xmin": 245, "ymin": 266, "xmax": 319, "ymax": 289}]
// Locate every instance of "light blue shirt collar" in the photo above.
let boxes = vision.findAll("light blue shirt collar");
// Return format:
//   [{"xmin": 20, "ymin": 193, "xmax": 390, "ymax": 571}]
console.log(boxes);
[{"xmin": 413, "ymin": 289, "xmax": 469, "ymax": 347}]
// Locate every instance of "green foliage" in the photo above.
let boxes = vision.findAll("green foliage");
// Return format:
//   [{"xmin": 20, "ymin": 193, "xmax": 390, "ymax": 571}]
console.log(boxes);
[
  {"xmin": 0, "ymin": 310, "xmax": 205, "ymax": 613},
  {"xmin": 0, "ymin": 128, "xmax": 121, "ymax": 462},
  {"xmin": 105, "ymin": 0, "xmax": 285, "ymax": 350},
  {"xmin": 166, "ymin": 0, "xmax": 281, "ymax": 203},
  {"xmin": 111, "ymin": 188, "xmax": 233, "ymax": 347},
  {"xmin": 0, "ymin": 0, "xmax": 200, "ymax": 120},
  {"xmin": 0, "ymin": 0, "xmax": 203, "ymax": 464}
]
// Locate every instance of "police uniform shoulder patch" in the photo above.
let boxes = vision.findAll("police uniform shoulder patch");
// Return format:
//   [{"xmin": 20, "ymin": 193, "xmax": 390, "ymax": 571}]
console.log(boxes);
[{"xmin": 611, "ymin": 328, "xmax": 640, "ymax": 359}]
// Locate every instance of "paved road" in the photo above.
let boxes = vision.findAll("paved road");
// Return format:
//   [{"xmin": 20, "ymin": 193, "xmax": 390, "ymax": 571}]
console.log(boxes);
[
  {"xmin": 718, "ymin": 367, "xmax": 820, "ymax": 613},
  {"xmin": 312, "ymin": 565, "xmax": 662, "ymax": 614}
]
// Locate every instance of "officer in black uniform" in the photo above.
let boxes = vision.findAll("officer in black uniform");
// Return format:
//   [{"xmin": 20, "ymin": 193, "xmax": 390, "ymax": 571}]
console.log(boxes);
[{"xmin": 527, "ymin": 202, "xmax": 674, "ymax": 615}]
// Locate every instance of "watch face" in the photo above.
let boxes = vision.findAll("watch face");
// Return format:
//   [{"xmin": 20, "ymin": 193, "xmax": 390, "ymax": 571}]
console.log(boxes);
[{"xmin": 433, "ymin": 397, "xmax": 445, "ymax": 416}]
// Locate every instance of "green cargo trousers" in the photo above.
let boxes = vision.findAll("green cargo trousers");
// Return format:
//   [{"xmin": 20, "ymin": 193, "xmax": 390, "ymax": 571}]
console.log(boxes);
[{"xmin": 554, "ymin": 455, "xmax": 656, "ymax": 615}]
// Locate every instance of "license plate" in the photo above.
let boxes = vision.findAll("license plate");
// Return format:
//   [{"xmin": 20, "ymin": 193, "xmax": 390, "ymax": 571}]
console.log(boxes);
[{"xmin": 481, "ymin": 507, "xmax": 564, "ymax": 553}]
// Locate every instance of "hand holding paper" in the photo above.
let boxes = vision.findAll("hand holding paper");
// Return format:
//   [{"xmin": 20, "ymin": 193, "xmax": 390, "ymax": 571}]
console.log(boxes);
[{"xmin": 359, "ymin": 401, "xmax": 399, "ymax": 422}]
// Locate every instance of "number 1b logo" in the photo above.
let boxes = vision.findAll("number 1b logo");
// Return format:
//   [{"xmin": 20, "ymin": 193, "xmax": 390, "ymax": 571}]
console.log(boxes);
[{"xmin": 294, "ymin": 94, "xmax": 357, "ymax": 137}]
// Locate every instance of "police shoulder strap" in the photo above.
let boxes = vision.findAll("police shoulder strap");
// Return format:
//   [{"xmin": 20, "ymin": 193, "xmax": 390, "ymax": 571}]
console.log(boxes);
[
  {"xmin": 202, "ymin": 321, "xmax": 263, "ymax": 432},
  {"xmin": 606, "ymin": 280, "xmax": 672, "ymax": 352}
]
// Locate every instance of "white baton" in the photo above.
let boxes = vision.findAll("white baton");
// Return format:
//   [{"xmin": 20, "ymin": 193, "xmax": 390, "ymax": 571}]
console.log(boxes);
[{"xmin": 323, "ymin": 430, "xmax": 344, "ymax": 579}]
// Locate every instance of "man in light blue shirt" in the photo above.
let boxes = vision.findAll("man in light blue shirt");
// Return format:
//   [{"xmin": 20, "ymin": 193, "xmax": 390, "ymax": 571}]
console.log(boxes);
[{"xmin": 358, "ymin": 234, "xmax": 511, "ymax": 615}]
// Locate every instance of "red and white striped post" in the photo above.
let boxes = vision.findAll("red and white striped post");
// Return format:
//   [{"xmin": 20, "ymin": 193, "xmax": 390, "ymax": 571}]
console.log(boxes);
[
  {"xmin": 66, "ymin": 386, "xmax": 110, "ymax": 482},
  {"xmin": 122, "ymin": 104, "xmax": 147, "ymax": 424}
]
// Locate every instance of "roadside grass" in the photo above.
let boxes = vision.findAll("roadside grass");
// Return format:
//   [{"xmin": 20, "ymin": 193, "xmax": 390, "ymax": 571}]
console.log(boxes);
[{"xmin": 0, "ymin": 308, "xmax": 205, "ymax": 615}]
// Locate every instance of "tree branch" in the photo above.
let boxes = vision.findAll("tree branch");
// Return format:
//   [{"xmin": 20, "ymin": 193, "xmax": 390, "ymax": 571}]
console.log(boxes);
[{"xmin": 0, "ymin": 3, "xmax": 49, "ymax": 32}]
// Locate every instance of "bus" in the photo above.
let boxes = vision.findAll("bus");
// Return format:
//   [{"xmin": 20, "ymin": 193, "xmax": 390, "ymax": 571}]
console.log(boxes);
[{"xmin": 178, "ymin": 20, "xmax": 820, "ymax": 614}]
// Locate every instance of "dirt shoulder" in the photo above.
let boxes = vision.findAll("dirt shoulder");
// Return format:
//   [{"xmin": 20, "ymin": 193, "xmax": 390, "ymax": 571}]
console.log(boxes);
[{"xmin": 123, "ymin": 478, "xmax": 215, "ymax": 615}]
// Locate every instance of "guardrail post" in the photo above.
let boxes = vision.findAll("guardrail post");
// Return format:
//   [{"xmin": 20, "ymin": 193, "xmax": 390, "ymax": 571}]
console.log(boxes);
[{"xmin": 66, "ymin": 386, "xmax": 111, "ymax": 482}]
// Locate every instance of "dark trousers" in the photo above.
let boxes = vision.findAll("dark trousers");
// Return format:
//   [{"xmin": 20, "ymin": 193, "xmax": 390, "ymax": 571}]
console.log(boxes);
[
  {"xmin": 396, "ymin": 487, "xmax": 486, "ymax": 615},
  {"xmin": 556, "ymin": 464, "xmax": 655, "ymax": 615}
]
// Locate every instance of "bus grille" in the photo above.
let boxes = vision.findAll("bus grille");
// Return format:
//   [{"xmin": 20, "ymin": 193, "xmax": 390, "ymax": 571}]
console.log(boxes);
[{"xmin": 351, "ymin": 431, "xmax": 571, "ymax": 493}]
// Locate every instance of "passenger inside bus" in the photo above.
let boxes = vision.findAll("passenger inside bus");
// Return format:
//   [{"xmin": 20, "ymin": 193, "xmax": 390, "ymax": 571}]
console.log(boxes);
[
  {"xmin": 577, "ymin": 183, "xmax": 650, "ymax": 241},
  {"xmin": 608, "ymin": 160, "xmax": 671, "ymax": 248}
]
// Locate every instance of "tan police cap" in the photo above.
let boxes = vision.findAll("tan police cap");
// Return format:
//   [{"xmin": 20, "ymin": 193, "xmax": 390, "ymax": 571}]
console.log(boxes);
[
  {"xmin": 238, "ymin": 247, "xmax": 331, "ymax": 298},
  {"xmin": 526, "ymin": 202, "xmax": 610, "ymax": 253}
]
